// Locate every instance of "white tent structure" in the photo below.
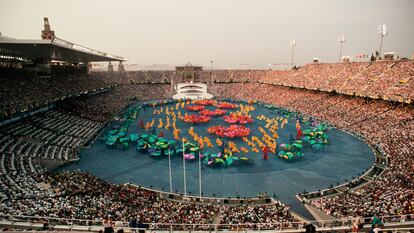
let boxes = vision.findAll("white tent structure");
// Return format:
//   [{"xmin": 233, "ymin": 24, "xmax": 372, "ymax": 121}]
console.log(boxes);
[{"xmin": 172, "ymin": 82, "xmax": 213, "ymax": 100}]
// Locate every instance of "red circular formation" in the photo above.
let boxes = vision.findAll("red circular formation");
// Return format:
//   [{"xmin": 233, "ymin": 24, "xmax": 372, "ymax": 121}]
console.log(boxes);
[
  {"xmin": 183, "ymin": 114, "xmax": 211, "ymax": 124},
  {"xmin": 186, "ymin": 105, "xmax": 205, "ymax": 111},
  {"xmin": 215, "ymin": 102, "xmax": 237, "ymax": 109},
  {"xmin": 207, "ymin": 124, "xmax": 251, "ymax": 138},
  {"xmin": 193, "ymin": 99, "xmax": 216, "ymax": 105},
  {"xmin": 223, "ymin": 113, "xmax": 254, "ymax": 124},
  {"xmin": 200, "ymin": 109, "xmax": 227, "ymax": 117}
]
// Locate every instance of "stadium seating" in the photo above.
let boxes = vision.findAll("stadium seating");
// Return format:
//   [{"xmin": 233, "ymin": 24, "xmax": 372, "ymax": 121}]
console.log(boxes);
[
  {"xmin": 209, "ymin": 83, "xmax": 414, "ymax": 218},
  {"xmin": 0, "ymin": 60, "xmax": 413, "ymax": 229}
]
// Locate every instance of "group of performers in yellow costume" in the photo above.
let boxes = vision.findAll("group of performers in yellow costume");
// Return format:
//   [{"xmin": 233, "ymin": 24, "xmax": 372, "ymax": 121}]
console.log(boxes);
[{"xmin": 141, "ymin": 99, "xmax": 289, "ymax": 158}]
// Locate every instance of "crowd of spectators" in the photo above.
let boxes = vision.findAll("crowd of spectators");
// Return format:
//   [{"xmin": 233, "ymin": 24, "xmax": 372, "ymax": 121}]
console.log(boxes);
[
  {"xmin": 0, "ymin": 67, "xmax": 116, "ymax": 120},
  {"xmin": 256, "ymin": 61, "xmax": 414, "ymax": 102},
  {"xmin": 1, "ymin": 60, "xmax": 414, "ymax": 228},
  {"xmin": 59, "ymin": 84, "xmax": 171, "ymax": 122},
  {"xmin": 3, "ymin": 60, "xmax": 413, "ymax": 122},
  {"xmin": 219, "ymin": 202, "xmax": 295, "ymax": 229},
  {"xmin": 1, "ymin": 170, "xmax": 299, "ymax": 230},
  {"xmin": 48, "ymin": 171, "xmax": 220, "ymax": 226},
  {"xmin": 210, "ymin": 83, "xmax": 414, "ymax": 219}
]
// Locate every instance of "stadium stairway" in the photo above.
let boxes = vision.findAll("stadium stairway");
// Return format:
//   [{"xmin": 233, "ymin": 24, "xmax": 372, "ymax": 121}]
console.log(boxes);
[{"xmin": 303, "ymin": 204, "xmax": 338, "ymax": 222}]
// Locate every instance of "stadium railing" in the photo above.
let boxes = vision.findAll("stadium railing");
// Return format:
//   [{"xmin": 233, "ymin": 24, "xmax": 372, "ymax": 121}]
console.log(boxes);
[{"xmin": 0, "ymin": 214, "xmax": 413, "ymax": 232}]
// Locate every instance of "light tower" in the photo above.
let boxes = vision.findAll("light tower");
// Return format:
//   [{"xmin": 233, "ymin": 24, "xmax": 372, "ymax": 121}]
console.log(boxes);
[
  {"xmin": 108, "ymin": 61, "xmax": 114, "ymax": 72},
  {"xmin": 338, "ymin": 33, "xmax": 345, "ymax": 62},
  {"xmin": 289, "ymin": 39, "xmax": 296, "ymax": 69},
  {"xmin": 117, "ymin": 61, "xmax": 125, "ymax": 72},
  {"xmin": 377, "ymin": 25, "xmax": 388, "ymax": 58},
  {"xmin": 41, "ymin": 17, "xmax": 55, "ymax": 40}
]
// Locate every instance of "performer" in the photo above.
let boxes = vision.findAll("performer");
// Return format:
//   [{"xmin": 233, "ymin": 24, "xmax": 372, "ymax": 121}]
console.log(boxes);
[
  {"xmin": 219, "ymin": 138, "xmax": 226, "ymax": 155},
  {"xmin": 289, "ymin": 133, "xmax": 294, "ymax": 144},
  {"xmin": 262, "ymin": 146, "xmax": 269, "ymax": 160},
  {"xmin": 167, "ymin": 143, "xmax": 174, "ymax": 153}
]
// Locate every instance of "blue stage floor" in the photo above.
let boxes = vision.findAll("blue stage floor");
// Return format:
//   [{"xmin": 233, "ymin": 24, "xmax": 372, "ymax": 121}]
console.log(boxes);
[{"xmin": 61, "ymin": 100, "xmax": 374, "ymax": 218}]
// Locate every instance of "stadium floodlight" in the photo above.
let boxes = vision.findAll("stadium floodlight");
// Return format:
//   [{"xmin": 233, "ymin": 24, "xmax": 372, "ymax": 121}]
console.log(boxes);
[
  {"xmin": 338, "ymin": 33, "xmax": 346, "ymax": 62},
  {"xmin": 289, "ymin": 39, "xmax": 296, "ymax": 69},
  {"xmin": 377, "ymin": 25, "xmax": 388, "ymax": 58}
]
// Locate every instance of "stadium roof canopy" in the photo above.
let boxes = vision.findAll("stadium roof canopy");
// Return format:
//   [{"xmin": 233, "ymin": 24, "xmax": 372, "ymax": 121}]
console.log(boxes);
[{"xmin": 0, "ymin": 36, "xmax": 127, "ymax": 63}]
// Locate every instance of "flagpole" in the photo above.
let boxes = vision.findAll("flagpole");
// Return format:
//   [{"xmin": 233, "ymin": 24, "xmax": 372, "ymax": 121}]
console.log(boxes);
[
  {"xmin": 182, "ymin": 138, "xmax": 187, "ymax": 196},
  {"xmin": 198, "ymin": 147, "xmax": 202, "ymax": 197},
  {"xmin": 168, "ymin": 148, "xmax": 172, "ymax": 193}
]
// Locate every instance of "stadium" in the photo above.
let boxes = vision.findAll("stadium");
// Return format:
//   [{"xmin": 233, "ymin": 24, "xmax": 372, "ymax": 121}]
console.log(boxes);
[{"xmin": 0, "ymin": 1, "xmax": 414, "ymax": 233}]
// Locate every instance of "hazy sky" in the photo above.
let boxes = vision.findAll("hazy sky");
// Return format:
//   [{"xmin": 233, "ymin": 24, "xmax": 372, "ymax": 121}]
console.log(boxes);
[{"xmin": 1, "ymin": 0, "xmax": 413, "ymax": 69}]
